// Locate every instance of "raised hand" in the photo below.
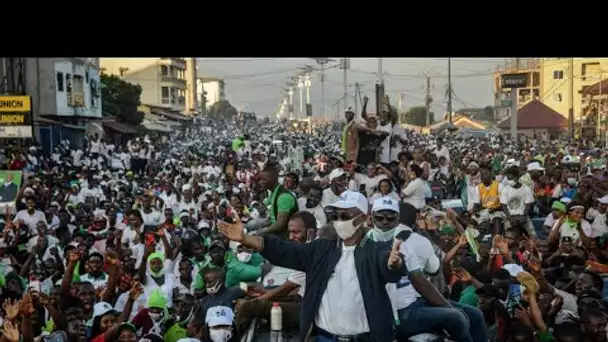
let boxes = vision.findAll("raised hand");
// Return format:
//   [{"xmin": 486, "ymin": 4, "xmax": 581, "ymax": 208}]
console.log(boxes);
[
  {"xmin": 217, "ymin": 211, "xmax": 245, "ymax": 242},
  {"xmin": 2, "ymin": 299, "xmax": 20, "ymax": 321},
  {"xmin": 387, "ymin": 240, "xmax": 403, "ymax": 269},
  {"xmin": 2, "ymin": 321, "xmax": 19, "ymax": 342}
]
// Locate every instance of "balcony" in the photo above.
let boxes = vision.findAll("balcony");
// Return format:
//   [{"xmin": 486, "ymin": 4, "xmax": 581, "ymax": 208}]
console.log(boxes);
[
  {"xmin": 159, "ymin": 58, "xmax": 186, "ymax": 70},
  {"xmin": 160, "ymin": 75, "xmax": 187, "ymax": 88}
]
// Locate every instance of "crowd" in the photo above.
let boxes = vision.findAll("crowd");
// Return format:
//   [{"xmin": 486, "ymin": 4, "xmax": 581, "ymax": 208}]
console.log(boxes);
[{"xmin": 0, "ymin": 93, "xmax": 607, "ymax": 342}]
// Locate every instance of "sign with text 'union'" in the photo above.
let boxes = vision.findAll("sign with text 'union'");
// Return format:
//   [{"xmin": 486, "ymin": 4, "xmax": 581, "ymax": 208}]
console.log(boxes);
[
  {"xmin": 501, "ymin": 73, "xmax": 528, "ymax": 88},
  {"xmin": 0, "ymin": 95, "xmax": 33, "ymax": 138}
]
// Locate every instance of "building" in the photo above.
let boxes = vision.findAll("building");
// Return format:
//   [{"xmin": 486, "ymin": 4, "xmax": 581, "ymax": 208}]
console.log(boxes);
[
  {"xmin": 0, "ymin": 57, "xmax": 102, "ymax": 150},
  {"xmin": 540, "ymin": 58, "xmax": 608, "ymax": 119},
  {"xmin": 493, "ymin": 58, "xmax": 540, "ymax": 122},
  {"xmin": 100, "ymin": 58, "xmax": 189, "ymax": 112},
  {"xmin": 197, "ymin": 76, "xmax": 225, "ymax": 110},
  {"xmin": 497, "ymin": 100, "xmax": 567, "ymax": 138}
]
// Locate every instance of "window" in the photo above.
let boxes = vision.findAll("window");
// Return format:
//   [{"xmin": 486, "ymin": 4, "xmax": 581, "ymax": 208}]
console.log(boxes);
[
  {"xmin": 582, "ymin": 62, "xmax": 600, "ymax": 81},
  {"xmin": 161, "ymin": 65, "xmax": 169, "ymax": 76},
  {"xmin": 553, "ymin": 70, "xmax": 564, "ymax": 80},
  {"xmin": 90, "ymin": 80, "xmax": 98, "ymax": 107},
  {"xmin": 161, "ymin": 87, "xmax": 170, "ymax": 98},
  {"xmin": 85, "ymin": 71, "xmax": 89, "ymax": 83},
  {"xmin": 66, "ymin": 74, "xmax": 72, "ymax": 93},
  {"xmin": 56, "ymin": 72, "xmax": 64, "ymax": 92},
  {"xmin": 553, "ymin": 93, "xmax": 563, "ymax": 102},
  {"xmin": 119, "ymin": 67, "xmax": 129, "ymax": 76}
]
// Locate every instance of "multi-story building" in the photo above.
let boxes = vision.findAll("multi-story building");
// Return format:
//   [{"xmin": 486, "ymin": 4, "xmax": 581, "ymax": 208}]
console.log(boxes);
[
  {"xmin": 539, "ymin": 58, "xmax": 608, "ymax": 119},
  {"xmin": 493, "ymin": 58, "xmax": 540, "ymax": 122},
  {"xmin": 0, "ymin": 57, "xmax": 102, "ymax": 149},
  {"xmin": 196, "ymin": 76, "xmax": 225, "ymax": 111},
  {"xmin": 100, "ymin": 58, "xmax": 188, "ymax": 112}
]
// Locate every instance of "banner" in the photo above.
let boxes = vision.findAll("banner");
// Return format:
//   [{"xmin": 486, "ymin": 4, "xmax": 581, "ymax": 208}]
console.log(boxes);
[
  {"xmin": 0, "ymin": 95, "xmax": 33, "ymax": 138},
  {"xmin": 0, "ymin": 170, "xmax": 23, "ymax": 211}
]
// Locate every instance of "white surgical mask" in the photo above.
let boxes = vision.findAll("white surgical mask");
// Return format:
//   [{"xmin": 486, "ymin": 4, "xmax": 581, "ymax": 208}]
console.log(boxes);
[
  {"xmin": 334, "ymin": 216, "xmax": 363, "ymax": 240},
  {"xmin": 149, "ymin": 312, "xmax": 163, "ymax": 322},
  {"xmin": 507, "ymin": 180, "xmax": 516, "ymax": 187},
  {"xmin": 206, "ymin": 281, "xmax": 223, "ymax": 295},
  {"xmin": 236, "ymin": 252, "xmax": 252, "ymax": 263},
  {"xmin": 209, "ymin": 329, "xmax": 232, "ymax": 342},
  {"xmin": 371, "ymin": 226, "xmax": 395, "ymax": 242},
  {"xmin": 567, "ymin": 178, "xmax": 577, "ymax": 186}
]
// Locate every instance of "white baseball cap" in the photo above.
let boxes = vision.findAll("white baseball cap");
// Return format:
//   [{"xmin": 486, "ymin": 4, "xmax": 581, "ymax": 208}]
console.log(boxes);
[
  {"xmin": 327, "ymin": 190, "xmax": 368, "ymax": 214},
  {"xmin": 328, "ymin": 168, "xmax": 348, "ymax": 182},
  {"xmin": 598, "ymin": 195, "xmax": 608, "ymax": 204},
  {"xmin": 92, "ymin": 302, "xmax": 116, "ymax": 319},
  {"xmin": 205, "ymin": 306, "xmax": 234, "ymax": 327},
  {"xmin": 372, "ymin": 197, "xmax": 400, "ymax": 213}
]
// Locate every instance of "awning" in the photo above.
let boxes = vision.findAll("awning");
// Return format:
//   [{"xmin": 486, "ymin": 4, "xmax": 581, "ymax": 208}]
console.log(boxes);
[
  {"xmin": 35, "ymin": 117, "xmax": 62, "ymax": 125},
  {"xmin": 143, "ymin": 121, "xmax": 172, "ymax": 132},
  {"xmin": 150, "ymin": 109, "xmax": 192, "ymax": 121},
  {"xmin": 102, "ymin": 120, "xmax": 137, "ymax": 134}
]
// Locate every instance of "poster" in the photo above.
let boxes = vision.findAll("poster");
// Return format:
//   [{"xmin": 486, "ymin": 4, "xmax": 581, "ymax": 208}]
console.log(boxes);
[{"xmin": 0, "ymin": 170, "xmax": 22, "ymax": 212}]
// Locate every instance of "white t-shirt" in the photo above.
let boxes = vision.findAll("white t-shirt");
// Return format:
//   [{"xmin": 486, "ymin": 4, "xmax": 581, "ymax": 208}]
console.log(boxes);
[
  {"xmin": 140, "ymin": 209, "xmax": 163, "ymax": 226},
  {"xmin": 390, "ymin": 124, "xmax": 406, "ymax": 162},
  {"xmin": 590, "ymin": 213, "xmax": 608, "ymax": 238},
  {"xmin": 315, "ymin": 244, "xmax": 369, "ymax": 335},
  {"xmin": 320, "ymin": 188, "xmax": 341, "ymax": 209},
  {"xmin": 354, "ymin": 174, "xmax": 388, "ymax": 198},
  {"xmin": 368, "ymin": 192, "xmax": 400, "ymax": 205},
  {"xmin": 499, "ymin": 185, "xmax": 534, "ymax": 216},
  {"xmin": 377, "ymin": 122, "xmax": 392, "ymax": 164},
  {"xmin": 401, "ymin": 178, "xmax": 427, "ymax": 210},
  {"xmin": 297, "ymin": 198, "xmax": 326, "ymax": 227},
  {"xmin": 287, "ymin": 270, "xmax": 306, "ymax": 297},
  {"xmin": 554, "ymin": 219, "xmax": 593, "ymax": 246},
  {"xmin": 90, "ymin": 140, "xmax": 101, "ymax": 154},
  {"xmin": 387, "ymin": 226, "xmax": 440, "ymax": 311},
  {"xmin": 13, "ymin": 210, "xmax": 46, "ymax": 235}
]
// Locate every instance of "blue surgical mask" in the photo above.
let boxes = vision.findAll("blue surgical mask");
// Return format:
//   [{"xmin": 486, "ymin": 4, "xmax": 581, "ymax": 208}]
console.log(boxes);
[{"xmin": 371, "ymin": 227, "xmax": 395, "ymax": 242}]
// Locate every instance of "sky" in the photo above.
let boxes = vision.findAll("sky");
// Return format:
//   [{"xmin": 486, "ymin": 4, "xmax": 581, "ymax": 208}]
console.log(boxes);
[{"xmin": 197, "ymin": 58, "xmax": 507, "ymax": 119}]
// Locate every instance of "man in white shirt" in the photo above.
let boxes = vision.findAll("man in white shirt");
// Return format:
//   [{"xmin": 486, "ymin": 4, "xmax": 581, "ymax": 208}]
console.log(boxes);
[
  {"xmin": 590, "ymin": 195, "xmax": 608, "ymax": 238},
  {"xmin": 432, "ymin": 138, "xmax": 450, "ymax": 164},
  {"xmin": 384, "ymin": 202, "xmax": 487, "ymax": 342},
  {"xmin": 297, "ymin": 185, "xmax": 326, "ymax": 227},
  {"xmin": 500, "ymin": 167, "xmax": 536, "ymax": 237},
  {"xmin": 320, "ymin": 169, "xmax": 348, "ymax": 209}
]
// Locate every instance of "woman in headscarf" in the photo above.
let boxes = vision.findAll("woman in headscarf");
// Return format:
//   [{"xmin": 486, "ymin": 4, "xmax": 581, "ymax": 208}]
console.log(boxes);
[
  {"xmin": 131, "ymin": 289, "xmax": 171, "ymax": 337},
  {"xmin": 548, "ymin": 201, "xmax": 592, "ymax": 249}
]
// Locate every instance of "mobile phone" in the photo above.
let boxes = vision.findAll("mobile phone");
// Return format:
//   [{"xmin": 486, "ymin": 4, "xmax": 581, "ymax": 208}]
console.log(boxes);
[{"xmin": 561, "ymin": 236, "xmax": 573, "ymax": 244}]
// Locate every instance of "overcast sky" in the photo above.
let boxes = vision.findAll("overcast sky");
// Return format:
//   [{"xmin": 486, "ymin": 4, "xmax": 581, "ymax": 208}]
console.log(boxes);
[{"xmin": 197, "ymin": 58, "xmax": 507, "ymax": 119}]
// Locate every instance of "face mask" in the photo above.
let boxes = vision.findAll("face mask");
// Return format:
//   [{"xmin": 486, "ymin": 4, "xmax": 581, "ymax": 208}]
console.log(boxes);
[
  {"xmin": 507, "ymin": 180, "xmax": 516, "ymax": 187},
  {"xmin": 237, "ymin": 252, "xmax": 252, "ymax": 263},
  {"xmin": 305, "ymin": 199, "xmax": 318, "ymax": 208},
  {"xmin": 371, "ymin": 227, "xmax": 395, "ymax": 242},
  {"xmin": 149, "ymin": 312, "xmax": 163, "ymax": 322},
  {"xmin": 334, "ymin": 216, "xmax": 363, "ymax": 240},
  {"xmin": 206, "ymin": 281, "xmax": 223, "ymax": 295},
  {"xmin": 209, "ymin": 329, "xmax": 232, "ymax": 342},
  {"xmin": 567, "ymin": 178, "xmax": 577, "ymax": 186}
]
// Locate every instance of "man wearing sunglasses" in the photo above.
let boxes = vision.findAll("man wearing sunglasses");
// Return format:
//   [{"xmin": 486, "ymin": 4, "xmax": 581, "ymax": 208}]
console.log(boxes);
[{"xmin": 367, "ymin": 198, "xmax": 488, "ymax": 342}]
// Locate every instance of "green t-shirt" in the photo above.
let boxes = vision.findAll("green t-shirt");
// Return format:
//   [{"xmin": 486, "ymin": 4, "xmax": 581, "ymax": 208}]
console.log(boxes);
[
  {"xmin": 164, "ymin": 323, "xmax": 187, "ymax": 342},
  {"xmin": 232, "ymin": 138, "xmax": 243, "ymax": 152},
  {"xmin": 458, "ymin": 284, "xmax": 478, "ymax": 307},
  {"xmin": 268, "ymin": 185, "xmax": 296, "ymax": 224}
]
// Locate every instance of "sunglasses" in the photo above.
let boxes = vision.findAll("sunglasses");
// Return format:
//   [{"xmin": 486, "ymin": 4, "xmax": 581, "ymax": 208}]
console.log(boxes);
[{"xmin": 373, "ymin": 213, "xmax": 398, "ymax": 222}]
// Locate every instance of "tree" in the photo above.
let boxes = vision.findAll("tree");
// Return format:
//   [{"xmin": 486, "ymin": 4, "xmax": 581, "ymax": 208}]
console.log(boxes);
[
  {"xmin": 402, "ymin": 106, "xmax": 435, "ymax": 126},
  {"xmin": 207, "ymin": 100, "xmax": 238, "ymax": 119},
  {"xmin": 101, "ymin": 74, "xmax": 144, "ymax": 126}
]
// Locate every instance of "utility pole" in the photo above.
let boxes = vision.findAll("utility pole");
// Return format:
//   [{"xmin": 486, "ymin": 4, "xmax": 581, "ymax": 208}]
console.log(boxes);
[
  {"xmin": 568, "ymin": 58, "xmax": 574, "ymax": 138},
  {"xmin": 340, "ymin": 58, "xmax": 350, "ymax": 120},
  {"xmin": 447, "ymin": 57, "xmax": 453, "ymax": 122},
  {"xmin": 312, "ymin": 58, "xmax": 334, "ymax": 119},
  {"xmin": 297, "ymin": 75, "xmax": 304, "ymax": 116},
  {"xmin": 376, "ymin": 58, "xmax": 385, "ymax": 114},
  {"xmin": 425, "ymin": 74, "xmax": 433, "ymax": 126},
  {"xmin": 354, "ymin": 83, "xmax": 360, "ymax": 115}
]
